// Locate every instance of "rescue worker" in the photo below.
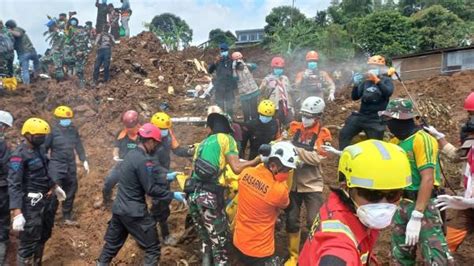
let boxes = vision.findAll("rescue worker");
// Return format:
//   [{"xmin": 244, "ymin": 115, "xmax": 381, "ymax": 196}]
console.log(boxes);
[
  {"xmin": 208, "ymin": 43, "xmax": 237, "ymax": 116},
  {"xmin": 45, "ymin": 106, "xmax": 89, "ymax": 225},
  {"xmin": 85, "ymin": 21, "xmax": 97, "ymax": 42},
  {"xmin": 240, "ymin": 100, "xmax": 281, "ymax": 160},
  {"xmin": 231, "ymin": 51, "xmax": 260, "ymax": 121},
  {"xmin": 120, "ymin": 0, "xmax": 132, "ymax": 38},
  {"xmin": 233, "ymin": 141, "xmax": 298, "ymax": 265},
  {"xmin": 338, "ymin": 55, "xmax": 394, "ymax": 150},
  {"xmin": 0, "ymin": 20, "xmax": 15, "ymax": 77},
  {"xmin": 92, "ymin": 24, "xmax": 114, "ymax": 85},
  {"xmin": 107, "ymin": 4, "xmax": 120, "ymax": 40},
  {"xmin": 8, "ymin": 118, "xmax": 67, "ymax": 265},
  {"xmin": 5, "ymin": 20, "xmax": 40, "ymax": 85},
  {"xmin": 295, "ymin": 51, "xmax": 336, "ymax": 105},
  {"xmin": 150, "ymin": 112, "xmax": 194, "ymax": 246},
  {"xmin": 259, "ymin": 56, "xmax": 293, "ymax": 125},
  {"xmin": 44, "ymin": 20, "xmax": 66, "ymax": 82},
  {"xmin": 97, "ymin": 123, "xmax": 186, "ymax": 265},
  {"xmin": 95, "ymin": 0, "xmax": 108, "ymax": 34},
  {"xmin": 284, "ymin": 96, "xmax": 332, "ymax": 265},
  {"xmin": 0, "ymin": 111, "xmax": 13, "ymax": 265},
  {"xmin": 424, "ymin": 92, "xmax": 474, "ymax": 252},
  {"xmin": 298, "ymin": 140, "xmax": 412, "ymax": 265},
  {"xmin": 70, "ymin": 26, "xmax": 90, "ymax": 88},
  {"xmin": 379, "ymin": 98, "xmax": 454, "ymax": 265},
  {"xmin": 94, "ymin": 110, "xmax": 139, "ymax": 209},
  {"xmin": 188, "ymin": 111, "xmax": 261, "ymax": 265}
]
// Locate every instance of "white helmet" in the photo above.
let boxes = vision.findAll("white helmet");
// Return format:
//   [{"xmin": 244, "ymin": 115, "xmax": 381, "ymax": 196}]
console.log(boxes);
[
  {"xmin": 269, "ymin": 141, "xmax": 299, "ymax": 169},
  {"xmin": 301, "ymin": 96, "xmax": 325, "ymax": 115},
  {"xmin": 207, "ymin": 105, "xmax": 223, "ymax": 115},
  {"xmin": 0, "ymin": 111, "xmax": 13, "ymax": 127}
]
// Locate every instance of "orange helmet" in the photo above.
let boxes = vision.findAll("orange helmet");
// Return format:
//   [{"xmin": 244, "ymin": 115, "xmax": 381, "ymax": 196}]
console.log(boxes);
[
  {"xmin": 271, "ymin": 57, "xmax": 285, "ymax": 68},
  {"xmin": 367, "ymin": 55, "xmax": 386, "ymax": 66},
  {"xmin": 306, "ymin": 51, "xmax": 319, "ymax": 61},
  {"xmin": 232, "ymin": 52, "xmax": 243, "ymax": 60},
  {"xmin": 464, "ymin": 92, "xmax": 474, "ymax": 111}
]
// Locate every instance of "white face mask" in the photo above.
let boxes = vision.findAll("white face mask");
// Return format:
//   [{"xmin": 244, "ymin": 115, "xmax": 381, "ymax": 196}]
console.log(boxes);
[
  {"xmin": 302, "ymin": 117, "xmax": 315, "ymax": 128},
  {"xmin": 356, "ymin": 203, "xmax": 397, "ymax": 230}
]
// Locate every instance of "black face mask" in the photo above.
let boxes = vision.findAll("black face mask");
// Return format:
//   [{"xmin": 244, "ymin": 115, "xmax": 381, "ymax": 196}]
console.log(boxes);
[
  {"xmin": 30, "ymin": 135, "xmax": 46, "ymax": 147},
  {"xmin": 386, "ymin": 119, "xmax": 417, "ymax": 140}
]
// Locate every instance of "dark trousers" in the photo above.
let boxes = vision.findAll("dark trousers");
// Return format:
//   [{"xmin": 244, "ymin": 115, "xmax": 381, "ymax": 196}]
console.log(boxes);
[
  {"xmin": 215, "ymin": 90, "xmax": 235, "ymax": 117},
  {"xmin": 150, "ymin": 197, "xmax": 172, "ymax": 238},
  {"xmin": 0, "ymin": 186, "xmax": 9, "ymax": 243},
  {"xmin": 49, "ymin": 160, "xmax": 78, "ymax": 217},
  {"xmin": 18, "ymin": 196, "xmax": 55, "ymax": 259},
  {"xmin": 285, "ymin": 191, "xmax": 323, "ymax": 233},
  {"xmin": 103, "ymin": 163, "xmax": 121, "ymax": 203},
  {"xmin": 235, "ymin": 246, "xmax": 279, "ymax": 266},
  {"xmin": 93, "ymin": 48, "xmax": 111, "ymax": 82},
  {"xmin": 98, "ymin": 214, "xmax": 160, "ymax": 265},
  {"xmin": 240, "ymin": 93, "xmax": 259, "ymax": 122},
  {"xmin": 338, "ymin": 112, "xmax": 385, "ymax": 150}
]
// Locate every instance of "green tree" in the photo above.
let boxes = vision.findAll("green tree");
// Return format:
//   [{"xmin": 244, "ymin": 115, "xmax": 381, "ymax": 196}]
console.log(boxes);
[
  {"xmin": 411, "ymin": 5, "xmax": 468, "ymax": 51},
  {"xmin": 352, "ymin": 10, "xmax": 416, "ymax": 57},
  {"xmin": 208, "ymin": 29, "xmax": 237, "ymax": 48},
  {"xmin": 422, "ymin": 0, "xmax": 474, "ymax": 21},
  {"xmin": 316, "ymin": 24, "xmax": 355, "ymax": 62},
  {"xmin": 149, "ymin": 13, "xmax": 193, "ymax": 51},
  {"xmin": 340, "ymin": 0, "xmax": 373, "ymax": 18},
  {"xmin": 264, "ymin": 6, "xmax": 307, "ymax": 40},
  {"xmin": 267, "ymin": 19, "xmax": 319, "ymax": 55},
  {"xmin": 315, "ymin": 11, "xmax": 329, "ymax": 27}
]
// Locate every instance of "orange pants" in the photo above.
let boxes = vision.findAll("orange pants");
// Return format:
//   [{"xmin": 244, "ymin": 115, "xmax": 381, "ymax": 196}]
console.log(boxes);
[{"xmin": 446, "ymin": 209, "xmax": 474, "ymax": 252}]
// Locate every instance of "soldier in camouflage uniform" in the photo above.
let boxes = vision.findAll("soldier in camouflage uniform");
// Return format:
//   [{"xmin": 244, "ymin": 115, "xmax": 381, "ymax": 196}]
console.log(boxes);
[
  {"xmin": 188, "ymin": 111, "xmax": 260, "ymax": 265},
  {"xmin": 379, "ymin": 99, "xmax": 454, "ymax": 265},
  {"xmin": 44, "ymin": 21, "xmax": 66, "ymax": 81},
  {"xmin": 70, "ymin": 26, "xmax": 90, "ymax": 88}
]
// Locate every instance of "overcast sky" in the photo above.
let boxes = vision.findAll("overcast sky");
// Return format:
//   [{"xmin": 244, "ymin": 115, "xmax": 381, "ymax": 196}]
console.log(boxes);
[{"xmin": 0, "ymin": 0, "xmax": 331, "ymax": 54}]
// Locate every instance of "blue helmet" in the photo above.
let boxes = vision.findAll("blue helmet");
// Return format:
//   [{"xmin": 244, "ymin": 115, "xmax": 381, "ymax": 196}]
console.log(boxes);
[{"xmin": 219, "ymin": 43, "xmax": 229, "ymax": 51}]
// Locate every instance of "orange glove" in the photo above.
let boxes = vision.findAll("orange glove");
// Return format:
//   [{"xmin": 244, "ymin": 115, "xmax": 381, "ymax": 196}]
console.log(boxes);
[{"xmin": 366, "ymin": 72, "xmax": 380, "ymax": 84}]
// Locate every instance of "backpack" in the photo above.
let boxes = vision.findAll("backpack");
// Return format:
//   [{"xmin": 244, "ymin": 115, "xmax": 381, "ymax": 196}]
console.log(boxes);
[{"xmin": 0, "ymin": 32, "xmax": 14, "ymax": 53}]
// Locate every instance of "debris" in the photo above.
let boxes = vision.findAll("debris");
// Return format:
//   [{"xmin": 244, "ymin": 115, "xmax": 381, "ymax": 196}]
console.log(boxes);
[
  {"xmin": 143, "ymin": 79, "xmax": 159, "ymax": 89},
  {"xmin": 168, "ymin": 86, "xmax": 175, "ymax": 95}
]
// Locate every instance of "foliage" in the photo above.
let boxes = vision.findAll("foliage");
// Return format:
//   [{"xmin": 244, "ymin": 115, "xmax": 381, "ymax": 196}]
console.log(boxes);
[
  {"xmin": 263, "ymin": 6, "xmax": 307, "ymax": 42},
  {"xmin": 352, "ymin": 10, "xmax": 416, "ymax": 57},
  {"xmin": 148, "ymin": 13, "xmax": 193, "ymax": 51},
  {"xmin": 208, "ymin": 29, "xmax": 237, "ymax": 48},
  {"xmin": 410, "ymin": 5, "xmax": 468, "ymax": 51},
  {"xmin": 267, "ymin": 19, "xmax": 319, "ymax": 55},
  {"xmin": 316, "ymin": 24, "xmax": 355, "ymax": 62}
]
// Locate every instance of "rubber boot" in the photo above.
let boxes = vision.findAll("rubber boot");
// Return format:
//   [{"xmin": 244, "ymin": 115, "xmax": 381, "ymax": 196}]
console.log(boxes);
[
  {"xmin": 0, "ymin": 241, "xmax": 7, "ymax": 265},
  {"xmin": 284, "ymin": 231, "xmax": 300, "ymax": 266},
  {"xmin": 201, "ymin": 250, "xmax": 212, "ymax": 266},
  {"xmin": 96, "ymin": 260, "xmax": 109, "ymax": 266},
  {"xmin": 17, "ymin": 254, "xmax": 35, "ymax": 266},
  {"xmin": 34, "ymin": 244, "xmax": 45, "ymax": 266}
]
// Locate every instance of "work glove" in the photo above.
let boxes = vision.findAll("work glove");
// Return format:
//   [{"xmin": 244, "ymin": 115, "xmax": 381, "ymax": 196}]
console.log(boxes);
[
  {"xmin": 352, "ymin": 73, "xmax": 364, "ymax": 86},
  {"xmin": 321, "ymin": 145, "xmax": 342, "ymax": 156},
  {"xmin": 328, "ymin": 93, "xmax": 335, "ymax": 102},
  {"xmin": 83, "ymin": 161, "xmax": 90, "ymax": 174},
  {"xmin": 405, "ymin": 210, "xmax": 423, "ymax": 246},
  {"xmin": 423, "ymin": 126, "xmax": 445, "ymax": 140},
  {"xmin": 54, "ymin": 186, "xmax": 67, "ymax": 202},
  {"xmin": 113, "ymin": 156, "xmax": 123, "ymax": 162},
  {"xmin": 435, "ymin": 195, "xmax": 474, "ymax": 211},
  {"xmin": 12, "ymin": 214, "xmax": 26, "ymax": 231},
  {"xmin": 387, "ymin": 67, "xmax": 396, "ymax": 77},
  {"xmin": 173, "ymin": 192, "xmax": 187, "ymax": 205},
  {"xmin": 166, "ymin": 172, "xmax": 178, "ymax": 181}
]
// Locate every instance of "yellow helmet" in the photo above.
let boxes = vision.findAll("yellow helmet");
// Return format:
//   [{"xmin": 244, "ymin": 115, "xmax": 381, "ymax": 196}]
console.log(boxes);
[
  {"xmin": 54, "ymin": 105, "xmax": 74, "ymax": 118},
  {"xmin": 151, "ymin": 112, "xmax": 172, "ymax": 129},
  {"xmin": 21, "ymin": 118, "xmax": 51, "ymax": 135},
  {"xmin": 339, "ymin": 140, "xmax": 411, "ymax": 190},
  {"xmin": 258, "ymin": 100, "xmax": 276, "ymax": 116}
]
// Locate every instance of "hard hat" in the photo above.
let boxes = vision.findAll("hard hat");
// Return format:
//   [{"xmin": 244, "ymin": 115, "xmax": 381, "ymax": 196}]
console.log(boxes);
[
  {"xmin": 300, "ymin": 96, "xmax": 325, "ymax": 115},
  {"xmin": 21, "ymin": 118, "xmax": 51, "ymax": 136},
  {"xmin": 138, "ymin": 123, "xmax": 161, "ymax": 142},
  {"xmin": 219, "ymin": 43, "xmax": 229, "ymax": 51},
  {"xmin": 367, "ymin": 55, "xmax": 386, "ymax": 66},
  {"xmin": 5, "ymin": 20, "xmax": 16, "ymax": 29},
  {"xmin": 207, "ymin": 112, "xmax": 233, "ymax": 133},
  {"xmin": 464, "ymin": 92, "xmax": 474, "ymax": 111},
  {"xmin": 207, "ymin": 105, "xmax": 223, "ymax": 115},
  {"xmin": 306, "ymin": 51, "xmax": 319, "ymax": 61},
  {"xmin": 232, "ymin": 52, "xmax": 243, "ymax": 60},
  {"xmin": 269, "ymin": 141, "xmax": 299, "ymax": 169},
  {"xmin": 258, "ymin": 100, "xmax": 276, "ymax": 117},
  {"xmin": 151, "ymin": 112, "xmax": 172, "ymax": 129},
  {"xmin": 54, "ymin": 105, "xmax": 74, "ymax": 118},
  {"xmin": 271, "ymin": 57, "xmax": 285, "ymax": 68},
  {"xmin": 122, "ymin": 110, "xmax": 139, "ymax": 128},
  {"xmin": 0, "ymin": 111, "xmax": 13, "ymax": 127},
  {"xmin": 378, "ymin": 98, "xmax": 416, "ymax": 120},
  {"xmin": 339, "ymin": 140, "xmax": 411, "ymax": 190},
  {"xmin": 68, "ymin": 17, "xmax": 79, "ymax": 27}
]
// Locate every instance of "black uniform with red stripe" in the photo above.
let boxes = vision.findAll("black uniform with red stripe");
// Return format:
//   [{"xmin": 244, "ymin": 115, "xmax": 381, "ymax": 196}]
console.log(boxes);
[{"xmin": 0, "ymin": 140, "xmax": 11, "ymax": 264}]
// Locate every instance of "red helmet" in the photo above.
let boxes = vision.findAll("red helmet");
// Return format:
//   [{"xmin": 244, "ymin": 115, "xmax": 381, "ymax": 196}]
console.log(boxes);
[
  {"xmin": 232, "ymin": 52, "xmax": 243, "ymax": 60},
  {"xmin": 271, "ymin": 57, "xmax": 285, "ymax": 68},
  {"xmin": 122, "ymin": 110, "xmax": 138, "ymax": 128},
  {"xmin": 138, "ymin": 123, "xmax": 161, "ymax": 142},
  {"xmin": 464, "ymin": 92, "xmax": 474, "ymax": 111},
  {"xmin": 306, "ymin": 51, "xmax": 319, "ymax": 61}
]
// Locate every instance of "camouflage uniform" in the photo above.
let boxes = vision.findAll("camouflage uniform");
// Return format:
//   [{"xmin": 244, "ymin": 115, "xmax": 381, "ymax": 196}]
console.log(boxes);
[
  {"xmin": 392, "ymin": 199, "xmax": 454, "ymax": 265},
  {"xmin": 44, "ymin": 30, "xmax": 66, "ymax": 81},
  {"xmin": 71, "ymin": 28, "xmax": 90, "ymax": 87}
]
